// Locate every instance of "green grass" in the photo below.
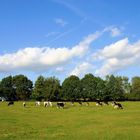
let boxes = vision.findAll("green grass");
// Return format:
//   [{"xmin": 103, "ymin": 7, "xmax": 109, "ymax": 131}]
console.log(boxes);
[{"xmin": 0, "ymin": 101, "xmax": 140, "ymax": 140}]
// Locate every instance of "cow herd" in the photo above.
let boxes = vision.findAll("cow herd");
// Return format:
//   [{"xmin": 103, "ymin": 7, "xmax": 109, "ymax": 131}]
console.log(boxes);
[
  {"xmin": 95, "ymin": 101, "xmax": 123, "ymax": 109},
  {"xmin": 6, "ymin": 100, "xmax": 123, "ymax": 109}
]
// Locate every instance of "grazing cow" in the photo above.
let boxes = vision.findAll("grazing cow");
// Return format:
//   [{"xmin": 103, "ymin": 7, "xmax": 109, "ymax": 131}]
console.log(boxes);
[
  {"xmin": 103, "ymin": 101, "xmax": 109, "ymax": 105},
  {"xmin": 44, "ymin": 101, "xmax": 52, "ymax": 107},
  {"xmin": 23, "ymin": 102, "xmax": 26, "ymax": 107},
  {"xmin": 114, "ymin": 102, "xmax": 123, "ymax": 109},
  {"xmin": 112, "ymin": 101, "xmax": 123, "ymax": 109},
  {"xmin": 117, "ymin": 103, "xmax": 123, "ymax": 109},
  {"xmin": 78, "ymin": 101, "xmax": 83, "ymax": 106},
  {"xmin": 111, "ymin": 101, "xmax": 116, "ymax": 106},
  {"xmin": 44, "ymin": 101, "xmax": 48, "ymax": 107},
  {"xmin": 35, "ymin": 101, "xmax": 41, "ymax": 106},
  {"xmin": 95, "ymin": 101, "xmax": 102, "ymax": 106},
  {"xmin": 49, "ymin": 101, "xmax": 52, "ymax": 107},
  {"xmin": 57, "ymin": 102, "xmax": 65, "ymax": 109},
  {"xmin": 8, "ymin": 101, "xmax": 14, "ymax": 106}
]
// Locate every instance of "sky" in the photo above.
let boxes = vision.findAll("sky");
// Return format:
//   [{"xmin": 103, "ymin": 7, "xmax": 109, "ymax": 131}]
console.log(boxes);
[{"xmin": 0, "ymin": 0, "xmax": 140, "ymax": 82}]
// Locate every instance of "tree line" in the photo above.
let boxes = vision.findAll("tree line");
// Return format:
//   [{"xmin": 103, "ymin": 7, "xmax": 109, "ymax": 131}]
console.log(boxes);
[{"xmin": 0, "ymin": 74, "xmax": 140, "ymax": 101}]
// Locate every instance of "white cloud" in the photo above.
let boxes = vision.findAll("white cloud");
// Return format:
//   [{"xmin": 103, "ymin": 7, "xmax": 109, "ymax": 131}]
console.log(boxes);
[
  {"xmin": 0, "ymin": 31, "xmax": 101, "ymax": 73},
  {"xmin": 54, "ymin": 18, "xmax": 68, "ymax": 27},
  {"xmin": 70, "ymin": 62, "xmax": 94, "ymax": 77},
  {"xmin": 103, "ymin": 26, "xmax": 121, "ymax": 37},
  {"xmin": 93, "ymin": 38, "xmax": 140, "ymax": 76}
]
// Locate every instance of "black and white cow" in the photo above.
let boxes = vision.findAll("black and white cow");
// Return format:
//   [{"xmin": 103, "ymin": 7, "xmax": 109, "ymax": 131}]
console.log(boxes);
[
  {"xmin": 57, "ymin": 102, "xmax": 65, "ymax": 109},
  {"xmin": 8, "ymin": 101, "xmax": 14, "ymax": 106},
  {"xmin": 35, "ymin": 101, "xmax": 41, "ymax": 106},
  {"xmin": 103, "ymin": 101, "xmax": 109, "ymax": 105},
  {"xmin": 23, "ymin": 102, "xmax": 26, "ymax": 107},
  {"xmin": 44, "ymin": 101, "xmax": 52, "ymax": 107},
  {"xmin": 95, "ymin": 101, "xmax": 102, "ymax": 106},
  {"xmin": 112, "ymin": 101, "xmax": 123, "ymax": 109},
  {"xmin": 78, "ymin": 101, "xmax": 83, "ymax": 106}
]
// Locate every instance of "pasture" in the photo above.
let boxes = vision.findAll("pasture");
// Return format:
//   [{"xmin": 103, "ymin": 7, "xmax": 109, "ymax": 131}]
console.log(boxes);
[{"xmin": 0, "ymin": 101, "xmax": 140, "ymax": 140}]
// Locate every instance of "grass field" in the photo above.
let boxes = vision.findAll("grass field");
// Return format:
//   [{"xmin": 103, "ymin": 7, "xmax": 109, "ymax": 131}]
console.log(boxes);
[{"xmin": 0, "ymin": 101, "xmax": 140, "ymax": 140}]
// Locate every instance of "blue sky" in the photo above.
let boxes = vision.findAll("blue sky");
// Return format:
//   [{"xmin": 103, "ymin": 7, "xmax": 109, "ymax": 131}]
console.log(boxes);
[{"xmin": 0, "ymin": 0, "xmax": 140, "ymax": 82}]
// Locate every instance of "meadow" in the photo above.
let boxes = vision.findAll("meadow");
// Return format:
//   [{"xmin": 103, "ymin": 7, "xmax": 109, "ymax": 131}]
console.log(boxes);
[{"xmin": 0, "ymin": 101, "xmax": 140, "ymax": 140}]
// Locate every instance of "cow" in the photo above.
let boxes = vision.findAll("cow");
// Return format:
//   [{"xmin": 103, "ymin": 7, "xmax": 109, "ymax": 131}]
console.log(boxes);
[
  {"xmin": 111, "ymin": 101, "xmax": 116, "ymax": 106},
  {"xmin": 23, "ymin": 102, "xmax": 26, "ymax": 107},
  {"xmin": 117, "ymin": 103, "xmax": 123, "ymax": 109},
  {"xmin": 112, "ymin": 101, "xmax": 123, "ymax": 109},
  {"xmin": 8, "ymin": 101, "xmax": 14, "ymax": 106},
  {"xmin": 114, "ymin": 102, "xmax": 123, "ymax": 109},
  {"xmin": 57, "ymin": 102, "xmax": 65, "ymax": 109},
  {"xmin": 44, "ymin": 101, "xmax": 52, "ymax": 107},
  {"xmin": 103, "ymin": 101, "xmax": 109, "ymax": 105},
  {"xmin": 78, "ymin": 101, "xmax": 83, "ymax": 106},
  {"xmin": 95, "ymin": 101, "xmax": 102, "ymax": 106},
  {"xmin": 35, "ymin": 101, "xmax": 41, "ymax": 106}
]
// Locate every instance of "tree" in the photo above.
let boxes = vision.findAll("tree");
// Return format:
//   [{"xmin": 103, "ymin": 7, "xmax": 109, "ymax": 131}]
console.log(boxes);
[
  {"xmin": 62, "ymin": 75, "xmax": 80, "ymax": 101},
  {"xmin": 105, "ymin": 75, "xmax": 125, "ymax": 101},
  {"xmin": 121, "ymin": 76, "xmax": 131, "ymax": 94},
  {"xmin": 130, "ymin": 76, "xmax": 140, "ymax": 100},
  {"xmin": 81, "ymin": 74, "xmax": 97, "ymax": 100},
  {"xmin": 0, "ymin": 76, "xmax": 16, "ymax": 100},
  {"xmin": 13, "ymin": 75, "xmax": 33, "ymax": 100},
  {"xmin": 44, "ymin": 76, "xmax": 61, "ymax": 101},
  {"xmin": 95, "ymin": 77, "xmax": 106, "ymax": 101},
  {"xmin": 32, "ymin": 76, "xmax": 46, "ymax": 100},
  {"xmin": 0, "ymin": 81, "xmax": 3, "ymax": 97}
]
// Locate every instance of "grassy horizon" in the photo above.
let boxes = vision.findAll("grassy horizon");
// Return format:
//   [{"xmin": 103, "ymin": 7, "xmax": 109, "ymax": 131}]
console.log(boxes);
[{"xmin": 0, "ymin": 101, "xmax": 140, "ymax": 140}]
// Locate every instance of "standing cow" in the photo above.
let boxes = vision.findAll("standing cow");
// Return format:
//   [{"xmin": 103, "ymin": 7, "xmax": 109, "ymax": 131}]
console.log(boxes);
[
  {"xmin": 114, "ymin": 102, "xmax": 123, "ymax": 109},
  {"xmin": 111, "ymin": 101, "xmax": 123, "ymax": 109},
  {"xmin": 57, "ymin": 102, "xmax": 65, "ymax": 109},
  {"xmin": 23, "ymin": 102, "xmax": 26, "ymax": 107},
  {"xmin": 8, "ymin": 101, "xmax": 14, "ymax": 106},
  {"xmin": 95, "ymin": 101, "xmax": 102, "ymax": 106},
  {"xmin": 35, "ymin": 101, "xmax": 41, "ymax": 106},
  {"xmin": 44, "ymin": 101, "xmax": 52, "ymax": 107}
]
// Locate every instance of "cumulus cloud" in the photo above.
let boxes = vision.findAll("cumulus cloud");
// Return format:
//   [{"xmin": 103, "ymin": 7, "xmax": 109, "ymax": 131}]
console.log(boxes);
[
  {"xmin": 93, "ymin": 38, "xmax": 140, "ymax": 76},
  {"xmin": 0, "ymin": 31, "xmax": 100, "ymax": 73},
  {"xmin": 54, "ymin": 18, "xmax": 68, "ymax": 27},
  {"xmin": 70, "ymin": 62, "xmax": 94, "ymax": 76}
]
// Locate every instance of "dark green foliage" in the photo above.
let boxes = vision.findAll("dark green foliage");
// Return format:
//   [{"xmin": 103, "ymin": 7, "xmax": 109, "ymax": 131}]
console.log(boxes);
[
  {"xmin": 81, "ymin": 74, "xmax": 97, "ymax": 100},
  {"xmin": 62, "ymin": 75, "xmax": 80, "ymax": 101},
  {"xmin": 95, "ymin": 77, "xmax": 106, "ymax": 101},
  {"xmin": 31, "ymin": 76, "xmax": 46, "ymax": 100},
  {"xmin": 44, "ymin": 76, "xmax": 61, "ymax": 101},
  {"xmin": 13, "ymin": 75, "xmax": 33, "ymax": 100},
  {"xmin": 1, "ymin": 74, "xmax": 140, "ymax": 101},
  {"xmin": 32, "ymin": 76, "xmax": 61, "ymax": 101},
  {"xmin": 105, "ymin": 75, "xmax": 125, "ymax": 101},
  {"xmin": 129, "ymin": 76, "xmax": 140, "ymax": 100},
  {"xmin": 0, "ymin": 76, "xmax": 16, "ymax": 100}
]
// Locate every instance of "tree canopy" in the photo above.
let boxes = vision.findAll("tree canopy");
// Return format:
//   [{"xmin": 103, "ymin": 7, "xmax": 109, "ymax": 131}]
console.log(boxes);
[{"xmin": 0, "ymin": 73, "xmax": 140, "ymax": 101}]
